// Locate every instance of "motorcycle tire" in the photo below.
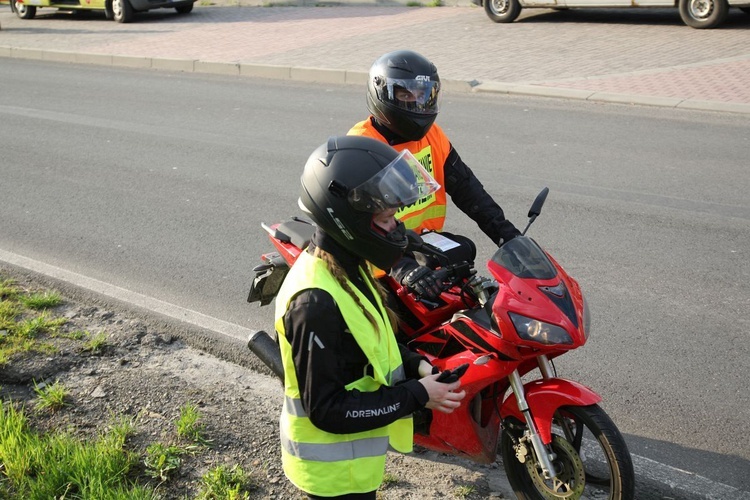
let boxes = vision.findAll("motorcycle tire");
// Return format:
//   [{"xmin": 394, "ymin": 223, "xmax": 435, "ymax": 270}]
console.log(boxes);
[{"xmin": 500, "ymin": 404, "xmax": 635, "ymax": 500}]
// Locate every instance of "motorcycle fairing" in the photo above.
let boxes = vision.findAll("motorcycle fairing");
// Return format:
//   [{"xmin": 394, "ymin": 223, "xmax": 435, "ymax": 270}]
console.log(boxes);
[
  {"xmin": 487, "ymin": 238, "xmax": 587, "ymax": 348},
  {"xmin": 500, "ymin": 378, "xmax": 601, "ymax": 444},
  {"xmin": 408, "ymin": 316, "xmax": 519, "ymax": 362},
  {"xmin": 413, "ymin": 352, "xmax": 506, "ymax": 464}
]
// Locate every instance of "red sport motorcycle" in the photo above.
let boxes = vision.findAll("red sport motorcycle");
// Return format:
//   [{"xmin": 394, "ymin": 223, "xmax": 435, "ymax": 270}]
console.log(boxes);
[{"xmin": 246, "ymin": 188, "xmax": 635, "ymax": 499}]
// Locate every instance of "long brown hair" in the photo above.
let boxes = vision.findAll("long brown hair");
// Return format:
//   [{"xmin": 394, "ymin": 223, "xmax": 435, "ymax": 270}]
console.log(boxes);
[{"xmin": 313, "ymin": 247, "xmax": 400, "ymax": 337}]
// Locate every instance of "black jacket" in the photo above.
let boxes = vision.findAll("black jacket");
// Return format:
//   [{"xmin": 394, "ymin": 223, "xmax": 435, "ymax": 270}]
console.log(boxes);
[{"xmin": 282, "ymin": 230, "xmax": 429, "ymax": 435}]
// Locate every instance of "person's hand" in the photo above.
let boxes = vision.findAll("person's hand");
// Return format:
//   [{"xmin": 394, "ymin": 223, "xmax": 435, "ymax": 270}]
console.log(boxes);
[
  {"xmin": 418, "ymin": 359, "xmax": 438, "ymax": 378},
  {"xmin": 419, "ymin": 373, "xmax": 466, "ymax": 414},
  {"xmin": 402, "ymin": 266, "xmax": 445, "ymax": 300},
  {"xmin": 498, "ymin": 219, "xmax": 521, "ymax": 246}
]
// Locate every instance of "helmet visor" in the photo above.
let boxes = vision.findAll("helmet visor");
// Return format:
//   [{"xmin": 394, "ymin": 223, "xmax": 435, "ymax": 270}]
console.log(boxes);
[
  {"xmin": 382, "ymin": 77, "xmax": 440, "ymax": 115},
  {"xmin": 348, "ymin": 150, "xmax": 440, "ymax": 213}
]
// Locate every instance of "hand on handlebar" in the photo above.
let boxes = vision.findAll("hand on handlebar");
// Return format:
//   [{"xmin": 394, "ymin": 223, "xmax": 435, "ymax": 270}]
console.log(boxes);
[
  {"xmin": 497, "ymin": 219, "xmax": 521, "ymax": 246},
  {"xmin": 402, "ymin": 266, "xmax": 447, "ymax": 301}
]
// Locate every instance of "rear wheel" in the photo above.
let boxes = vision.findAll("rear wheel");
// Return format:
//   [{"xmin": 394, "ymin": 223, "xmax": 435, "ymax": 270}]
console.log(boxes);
[
  {"xmin": 484, "ymin": 0, "xmax": 521, "ymax": 23},
  {"xmin": 678, "ymin": 0, "xmax": 728, "ymax": 28},
  {"xmin": 14, "ymin": 0, "xmax": 37, "ymax": 19},
  {"xmin": 501, "ymin": 404, "xmax": 635, "ymax": 499},
  {"xmin": 111, "ymin": 0, "xmax": 134, "ymax": 23}
]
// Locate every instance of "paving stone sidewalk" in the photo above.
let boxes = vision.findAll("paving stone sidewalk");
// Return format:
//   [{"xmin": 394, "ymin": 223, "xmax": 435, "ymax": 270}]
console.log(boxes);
[{"xmin": 1, "ymin": 4, "xmax": 749, "ymax": 112}]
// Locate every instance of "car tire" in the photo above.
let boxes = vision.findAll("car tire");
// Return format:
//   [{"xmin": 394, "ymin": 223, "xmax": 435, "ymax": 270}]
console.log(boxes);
[
  {"xmin": 104, "ymin": 0, "xmax": 115, "ymax": 19},
  {"xmin": 740, "ymin": 6, "xmax": 750, "ymax": 13},
  {"xmin": 484, "ymin": 0, "xmax": 522, "ymax": 23},
  {"xmin": 175, "ymin": 2, "xmax": 193, "ymax": 13},
  {"xmin": 112, "ymin": 0, "xmax": 134, "ymax": 23},
  {"xmin": 14, "ymin": 0, "xmax": 37, "ymax": 19},
  {"xmin": 678, "ymin": 0, "xmax": 728, "ymax": 28}
]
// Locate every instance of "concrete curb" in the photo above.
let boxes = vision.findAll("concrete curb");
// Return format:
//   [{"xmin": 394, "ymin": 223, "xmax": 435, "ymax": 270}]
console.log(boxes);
[{"xmin": 3, "ymin": 47, "xmax": 749, "ymax": 115}]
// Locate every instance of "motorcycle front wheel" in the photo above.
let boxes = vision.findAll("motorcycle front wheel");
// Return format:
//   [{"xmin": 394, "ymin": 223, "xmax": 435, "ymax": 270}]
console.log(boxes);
[{"xmin": 500, "ymin": 404, "xmax": 635, "ymax": 500}]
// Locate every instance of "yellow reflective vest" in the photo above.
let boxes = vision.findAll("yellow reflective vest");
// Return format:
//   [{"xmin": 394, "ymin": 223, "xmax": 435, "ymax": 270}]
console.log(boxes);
[{"xmin": 274, "ymin": 251, "xmax": 413, "ymax": 496}]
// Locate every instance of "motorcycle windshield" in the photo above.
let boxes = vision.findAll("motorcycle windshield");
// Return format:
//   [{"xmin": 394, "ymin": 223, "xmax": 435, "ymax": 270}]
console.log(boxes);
[{"xmin": 490, "ymin": 236, "xmax": 558, "ymax": 280}]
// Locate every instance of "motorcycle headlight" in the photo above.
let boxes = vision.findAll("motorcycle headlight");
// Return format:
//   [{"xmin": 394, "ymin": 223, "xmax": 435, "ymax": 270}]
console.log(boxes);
[{"xmin": 509, "ymin": 312, "xmax": 573, "ymax": 345}]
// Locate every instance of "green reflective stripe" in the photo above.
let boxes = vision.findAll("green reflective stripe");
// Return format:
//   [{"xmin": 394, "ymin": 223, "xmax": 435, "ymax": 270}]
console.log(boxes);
[
  {"xmin": 285, "ymin": 396, "xmax": 307, "ymax": 417},
  {"xmin": 401, "ymin": 204, "xmax": 447, "ymax": 229},
  {"xmin": 281, "ymin": 430, "xmax": 389, "ymax": 462}
]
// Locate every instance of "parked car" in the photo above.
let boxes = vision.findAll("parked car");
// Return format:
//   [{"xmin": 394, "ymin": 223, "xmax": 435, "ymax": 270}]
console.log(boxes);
[
  {"xmin": 10, "ymin": 0, "xmax": 197, "ymax": 23},
  {"xmin": 473, "ymin": 0, "xmax": 750, "ymax": 28}
]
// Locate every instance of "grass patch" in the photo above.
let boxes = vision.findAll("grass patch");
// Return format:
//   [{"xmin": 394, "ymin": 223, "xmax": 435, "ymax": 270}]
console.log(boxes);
[
  {"xmin": 19, "ymin": 291, "xmax": 62, "ymax": 310},
  {"xmin": 454, "ymin": 484, "xmax": 475, "ymax": 498},
  {"xmin": 14, "ymin": 313, "xmax": 66, "ymax": 338},
  {"xmin": 0, "ymin": 279, "xmax": 19, "ymax": 300},
  {"xmin": 0, "ymin": 278, "xmax": 68, "ymax": 365},
  {"xmin": 197, "ymin": 464, "xmax": 252, "ymax": 499},
  {"xmin": 381, "ymin": 471, "xmax": 399, "ymax": 486},
  {"xmin": 143, "ymin": 442, "xmax": 185, "ymax": 483},
  {"xmin": 34, "ymin": 379, "xmax": 69, "ymax": 412},
  {"xmin": 82, "ymin": 331, "xmax": 108, "ymax": 353},
  {"xmin": 142, "ymin": 402, "xmax": 215, "ymax": 484},
  {"xmin": 176, "ymin": 402, "xmax": 210, "ymax": 445},
  {"xmin": 0, "ymin": 400, "xmax": 156, "ymax": 499},
  {"xmin": 56, "ymin": 329, "xmax": 87, "ymax": 340},
  {"xmin": 0, "ymin": 299, "xmax": 21, "ymax": 327}
]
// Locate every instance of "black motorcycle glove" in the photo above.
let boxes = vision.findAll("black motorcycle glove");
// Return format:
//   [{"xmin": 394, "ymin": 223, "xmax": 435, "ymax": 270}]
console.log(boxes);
[
  {"xmin": 402, "ymin": 266, "xmax": 445, "ymax": 301},
  {"xmin": 497, "ymin": 219, "xmax": 521, "ymax": 246}
]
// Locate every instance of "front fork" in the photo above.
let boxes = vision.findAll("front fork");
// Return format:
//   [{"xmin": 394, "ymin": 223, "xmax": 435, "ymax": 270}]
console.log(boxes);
[{"xmin": 507, "ymin": 354, "xmax": 558, "ymax": 479}]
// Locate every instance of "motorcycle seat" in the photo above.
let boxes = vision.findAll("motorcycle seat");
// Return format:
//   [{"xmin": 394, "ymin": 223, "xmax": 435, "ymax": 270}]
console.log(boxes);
[{"xmin": 276, "ymin": 219, "xmax": 315, "ymax": 249}]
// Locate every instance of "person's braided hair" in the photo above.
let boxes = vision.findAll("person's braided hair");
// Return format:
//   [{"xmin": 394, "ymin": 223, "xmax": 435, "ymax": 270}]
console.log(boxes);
[{"xmin": 313, "ymin": 247, "xmax": 399, "ymax": 336}]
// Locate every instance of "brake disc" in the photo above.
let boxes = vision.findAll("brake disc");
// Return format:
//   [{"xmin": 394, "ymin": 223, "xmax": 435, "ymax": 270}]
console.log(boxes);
[{"xmin": 525, "ymin": 435, "xmax": 586, "ymax": 499}]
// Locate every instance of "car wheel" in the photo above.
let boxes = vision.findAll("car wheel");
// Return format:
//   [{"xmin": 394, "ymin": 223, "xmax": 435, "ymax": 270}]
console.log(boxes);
[
  {"xmin": 14, "ymin": 0, "xmax": 37, "ymax": 19},
  {"xmin": 678, "ymin": 0, "xmax": 728, "ymax": 28},
  {"xmin": 112, "ymin": 0, "xmax": 134, "ymax": 23},
  {"xmin": 740, "ymin": 6, "xmax": 750, "ymax": 13},
  {"xmin": 484, "ymin": 0, "xmax": 522, "ymax": 23},
  {"xmin": 175, "ymin": 2, "xmax": 193, "ymax": 13}
]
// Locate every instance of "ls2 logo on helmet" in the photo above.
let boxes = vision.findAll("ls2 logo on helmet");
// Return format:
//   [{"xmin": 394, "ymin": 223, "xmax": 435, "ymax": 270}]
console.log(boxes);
[
  {"xmin": 415, "ymin": 75, "xmax": 431, "ymax": 82},
  {"xmin": 327, "ymin": 208, "xmax": 354, "ymax": 240}
]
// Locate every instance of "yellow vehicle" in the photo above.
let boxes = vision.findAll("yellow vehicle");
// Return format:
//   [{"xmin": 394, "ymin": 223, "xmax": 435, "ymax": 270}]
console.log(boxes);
[{"xmin": 8, "ymin": 0, "xmax": 196, "ymax": 23}]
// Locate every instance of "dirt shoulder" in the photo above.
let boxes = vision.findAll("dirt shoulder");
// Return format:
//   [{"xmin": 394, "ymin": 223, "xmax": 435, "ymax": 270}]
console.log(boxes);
[{"xmin": 0, "ymin": 266, "xmax": 510, "ymax": 499}]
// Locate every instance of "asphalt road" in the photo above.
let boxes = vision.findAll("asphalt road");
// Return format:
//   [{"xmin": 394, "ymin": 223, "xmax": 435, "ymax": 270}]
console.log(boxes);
[{"xmin": 1, "ymin": 58, "xmax": 749, "ymax": 498}]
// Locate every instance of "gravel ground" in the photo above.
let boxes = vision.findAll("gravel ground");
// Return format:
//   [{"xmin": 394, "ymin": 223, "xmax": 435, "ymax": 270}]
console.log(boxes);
[{"xmin": 0, "ymin": 267, "xmax": 511, "ymax": 499}]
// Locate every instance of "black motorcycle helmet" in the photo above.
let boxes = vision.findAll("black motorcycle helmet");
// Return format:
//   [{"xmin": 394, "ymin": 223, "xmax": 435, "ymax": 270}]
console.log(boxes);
[
  {"xmin": 299, "ymin": 136, "xmax": 439, "ymax": 270},
  {"xmin": 366, "ymin": 50, "xmax": 441, "ymax": 142}
]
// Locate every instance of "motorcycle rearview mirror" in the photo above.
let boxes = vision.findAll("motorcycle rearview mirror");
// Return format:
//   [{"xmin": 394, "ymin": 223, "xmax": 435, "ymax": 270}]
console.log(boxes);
[{"xmin": 521, "ymin": 187, "xmax": 549, "ymax": 236}]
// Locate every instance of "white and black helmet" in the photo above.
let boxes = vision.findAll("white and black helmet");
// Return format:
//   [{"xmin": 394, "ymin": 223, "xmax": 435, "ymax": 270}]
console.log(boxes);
[
  {"xmin": 299, "ymin": 136, "xmax": 439, "ymax": 270},
  {"xmin": 366, "ymin": 50, "xmax": 441, "ymax": 142}
]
